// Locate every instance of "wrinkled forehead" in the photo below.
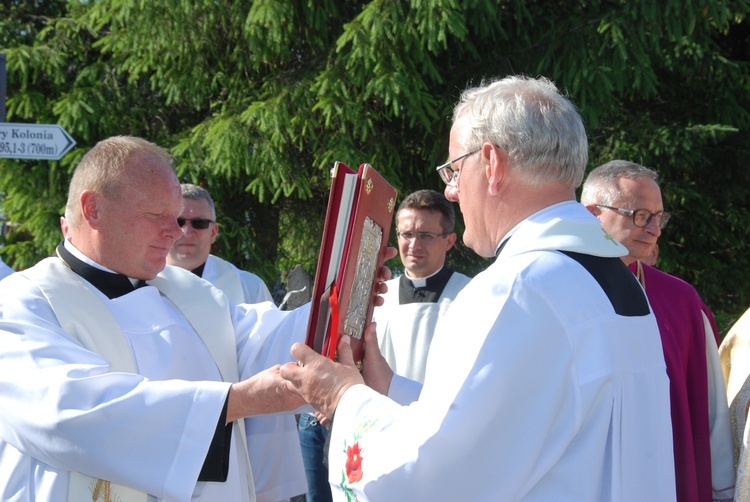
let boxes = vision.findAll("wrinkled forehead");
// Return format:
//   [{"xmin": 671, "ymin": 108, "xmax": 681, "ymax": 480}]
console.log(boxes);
[{"xmin": 118, "ymin": 158, "xmax": 180, "ymax": 205}]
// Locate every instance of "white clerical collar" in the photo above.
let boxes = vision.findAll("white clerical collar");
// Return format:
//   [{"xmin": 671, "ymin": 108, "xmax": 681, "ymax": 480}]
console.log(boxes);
[
  {"xmin": 63, "ymin": 238, "xmax": 141, "ymax": 287},
  {"xmin": 404, "ymin": 265, "xmax": 444, "ymax": 288},
  {"xmin": 494, "ymin": 201, "xmax": 579, "ymax": 256}
]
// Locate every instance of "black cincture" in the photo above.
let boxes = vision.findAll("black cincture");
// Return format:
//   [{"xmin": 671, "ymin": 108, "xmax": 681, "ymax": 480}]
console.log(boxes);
[
  {"xmin": 56, "ymin": 243, "xmax": 143, "ymax": 299},
  {"xmin": 398, "ymin": 267, "xmax": 455, "ymax": 305}
]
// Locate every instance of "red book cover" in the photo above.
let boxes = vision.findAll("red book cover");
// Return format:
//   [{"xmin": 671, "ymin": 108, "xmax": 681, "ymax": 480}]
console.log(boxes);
[
  {"xmin": 305, "ymin": 161, "xmax": 356, "ymax": 355},
  {"xmin": 305, "ymin": 162, "xmax": 397, "ymax": 367}
]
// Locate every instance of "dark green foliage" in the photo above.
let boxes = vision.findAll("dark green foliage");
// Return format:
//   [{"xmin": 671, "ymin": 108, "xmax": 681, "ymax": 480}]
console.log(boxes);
[{"xmin": 1, "ymin": 0, "xmax": 748, "ymax": 322}]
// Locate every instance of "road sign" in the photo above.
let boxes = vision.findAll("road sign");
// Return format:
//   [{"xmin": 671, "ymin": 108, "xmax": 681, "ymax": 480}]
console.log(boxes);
[{"xmin": 0, "ymin": 123, "xmax": 76, "ymax": 160}]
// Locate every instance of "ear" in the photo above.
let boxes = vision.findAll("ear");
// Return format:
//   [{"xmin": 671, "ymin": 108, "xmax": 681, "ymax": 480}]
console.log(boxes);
[
  {"xmin": 444, "ymin": 231, "xmax": 457, "ymax": 252},
  {"xmin": 584, "ymin": 203, "xmax": 601, "ymax": 217},
  {"xmin": 79, "ymin": 191, "xmax": 102, "ymax": 229},
  {"xmin": 59, "ymin": 216, "xmax": 69, "ymax": 237},
  {"xmin": 210, "ymin": 222, "xmax": 219, "ymax": 244},
  {"xmin": 485, "ymin": 144, "xmax": 507, "ymax": 196}
]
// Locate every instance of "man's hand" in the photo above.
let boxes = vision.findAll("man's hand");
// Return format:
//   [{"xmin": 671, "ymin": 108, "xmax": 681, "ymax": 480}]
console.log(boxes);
[
  {"xmin": 226, "ymin": 365, "xmax": 307, "ymax": 423},
  {"xmin": 361, "ymin": 322, "xmax": 394, "ymax": 395},
  {"xmin": 373, "ymin": 246, "xmax": 399, "ymax": 308},
  {"xmin": 313, "ymin": 410, "xmax": 332, "ymax": 429},
  {"xmin": 280, "ymin": 336, "xmax": 364, "ymax": 420},
  {"xmin": 280, "ymin": 246, "xmax": 399, "ymax": 419}
]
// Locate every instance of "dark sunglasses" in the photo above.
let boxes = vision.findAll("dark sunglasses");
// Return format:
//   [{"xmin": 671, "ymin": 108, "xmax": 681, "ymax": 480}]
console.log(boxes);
[{"xmin": 177, "ymin": 217, "xmax": 215, "ymax": 230}]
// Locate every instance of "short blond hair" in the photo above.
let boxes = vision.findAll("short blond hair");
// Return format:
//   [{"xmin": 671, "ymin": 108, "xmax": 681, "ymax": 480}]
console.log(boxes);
[{"xmin": 65, "ymin": 136, "xmax": 174, "ymax": 226}]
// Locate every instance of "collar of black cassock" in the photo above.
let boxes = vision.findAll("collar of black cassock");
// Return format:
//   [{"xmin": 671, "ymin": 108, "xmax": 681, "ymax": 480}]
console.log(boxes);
[
  {"xmin": 56, "ymin": 242, "xmax": 144, "ymax": 299},
  {"xmin": 398, "ymin": 266, "xmax": 454, "ymax": 305}
]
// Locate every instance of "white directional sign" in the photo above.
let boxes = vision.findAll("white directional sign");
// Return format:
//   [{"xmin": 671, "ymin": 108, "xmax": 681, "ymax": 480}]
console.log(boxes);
[{"xmin": 0, "ymin": 123, "xmax": 76, "ymax": 160}]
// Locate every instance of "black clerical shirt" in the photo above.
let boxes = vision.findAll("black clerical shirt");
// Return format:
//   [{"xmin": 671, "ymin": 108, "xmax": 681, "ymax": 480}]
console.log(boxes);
[{"xmin": 398, "ymin": 266, "xmax": 455, "ymax": 305}]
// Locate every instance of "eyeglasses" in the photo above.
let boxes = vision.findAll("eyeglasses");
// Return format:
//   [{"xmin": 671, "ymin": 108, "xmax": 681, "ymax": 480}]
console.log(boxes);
[
  {"xmin": 595, "ymin": 205, "xmax": 671, "ymax": 229},
  {"xmin": 397, "ymin": 231, "xmax": 448, "ymax": 243},
  {"xmin": 436, "ymin": 147, "xmax": 481, "ymax": 185},
  {"xmin": 177, "ymin": 217, "xmax": 215, "ymax": 230}
]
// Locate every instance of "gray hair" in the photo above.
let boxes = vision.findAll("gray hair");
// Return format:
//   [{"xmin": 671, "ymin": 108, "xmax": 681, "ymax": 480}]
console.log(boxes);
[
  {"xmin": 66, "ymin": 136, "xmax": 174, "ymax": 227},
  {"xmin": 181, "ymin": 183, "xmax": 216, "ymax": 220},
  {"xmin": 452, "ymin": 75, "xmax": 589, "ymax": 187},
  {"xmin": 580, "ymin": 160, "xmax": 660, "ymax": 206}
]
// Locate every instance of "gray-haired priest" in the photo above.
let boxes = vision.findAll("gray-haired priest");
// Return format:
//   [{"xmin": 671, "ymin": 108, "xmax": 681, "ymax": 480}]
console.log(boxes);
[{"xmin": 280, "ymin": 75, "xmax": 676, "ymax": 501}]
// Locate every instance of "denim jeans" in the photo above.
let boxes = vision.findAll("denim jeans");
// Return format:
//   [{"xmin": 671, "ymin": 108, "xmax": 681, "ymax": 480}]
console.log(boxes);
[{"xmin": 297, "ymin": 413, "xmax": 333, "ymax": 502}]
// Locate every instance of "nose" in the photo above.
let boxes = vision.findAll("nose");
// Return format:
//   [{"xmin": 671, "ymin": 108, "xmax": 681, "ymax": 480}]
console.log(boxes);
[
  {"xmin": 444, "ymin": 183, "xmax": 459, "ymax": 202},
  {"xmin": 168, "ymin": 218, "xmax": 185, "ymax": 239},
  {"xmin": 644, "ymin": 217, "xmax": 662, "ymax": 237},
  {"xmin": 407, "ymin": 236, "xmax": 423, "ymax": 249}
]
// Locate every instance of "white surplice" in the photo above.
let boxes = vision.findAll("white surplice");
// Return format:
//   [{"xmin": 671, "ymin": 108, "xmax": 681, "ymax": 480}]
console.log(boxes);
[
  {"xmin": 201, "ymin": 254, "xmax": 307, "ymax": 502},
  {"xmin": 0, "ymin": 254, "xmax": 308, "ymax": 501},
  {"xmin": 327, "ymin": 201, "xmax": 676, "ymax": 501},
  {"xmin": 203, "ymin": 255, "xmax": 274, "ymax": 306},
  {"xmin": 375, "ymin": 272, "xmax": 471, "ymax": 383}
]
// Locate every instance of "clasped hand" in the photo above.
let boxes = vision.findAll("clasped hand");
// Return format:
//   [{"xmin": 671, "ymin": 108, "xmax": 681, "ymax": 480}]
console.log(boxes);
[
  {"xmin": 280, "ymin": 246, "xmax": 398, "ymax": 418},
  {"xmin": 280, "ymin": 322, "xmax": 394, "ymax": 419}
]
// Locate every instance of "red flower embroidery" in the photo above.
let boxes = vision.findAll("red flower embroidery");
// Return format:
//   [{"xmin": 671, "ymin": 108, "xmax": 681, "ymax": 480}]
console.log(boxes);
[{"xmin": 346, "ymin": 442, "xmax": 364, "ymax": 483}]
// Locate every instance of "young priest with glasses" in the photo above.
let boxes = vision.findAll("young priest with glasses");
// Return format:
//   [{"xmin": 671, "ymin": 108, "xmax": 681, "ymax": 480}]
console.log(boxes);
[{"xmin": 374, "ymin": 189, "xmax": 471, "ymax": 383}]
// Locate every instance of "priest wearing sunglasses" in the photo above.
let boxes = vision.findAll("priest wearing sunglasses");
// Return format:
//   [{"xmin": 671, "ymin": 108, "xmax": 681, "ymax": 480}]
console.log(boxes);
[
  {"xmin": 168, "ymin": 184, "xmax": 274, "ymax": 306},
  {"xmin": 167, "ymin": 184, "xmax": 306, "ymax": 502}
]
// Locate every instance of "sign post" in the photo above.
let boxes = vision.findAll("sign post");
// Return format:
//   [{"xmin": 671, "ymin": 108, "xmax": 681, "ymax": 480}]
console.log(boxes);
[
  {"xmin": 0, "ymin": 123, "xmax": 76, "ymax": 160},
  {"xmin": 1, "ymin": 53, "xmax": 6, "ymax": 122}
]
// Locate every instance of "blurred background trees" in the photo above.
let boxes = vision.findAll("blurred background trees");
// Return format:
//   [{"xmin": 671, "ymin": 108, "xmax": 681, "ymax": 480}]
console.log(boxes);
[{"xmin": 1, "ymin": 0, "xmax": 748, "ymax": 330}]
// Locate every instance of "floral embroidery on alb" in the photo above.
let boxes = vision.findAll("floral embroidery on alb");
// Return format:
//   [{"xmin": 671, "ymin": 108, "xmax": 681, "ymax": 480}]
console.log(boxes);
[{"xmin": 340, "ymin": 419, "xmax": 376, "ymax": 501}]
